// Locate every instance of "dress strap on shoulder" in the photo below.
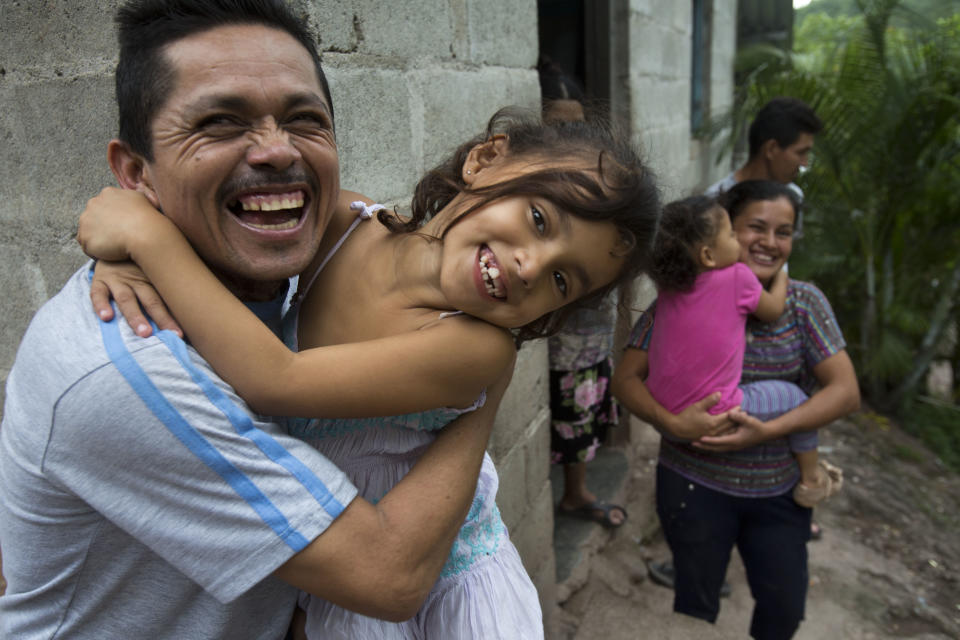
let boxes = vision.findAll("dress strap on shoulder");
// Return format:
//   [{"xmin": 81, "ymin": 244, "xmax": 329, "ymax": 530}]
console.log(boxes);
[{"xmin": 294, "ymin": 200, "xmax": 385, "ymax": 306}]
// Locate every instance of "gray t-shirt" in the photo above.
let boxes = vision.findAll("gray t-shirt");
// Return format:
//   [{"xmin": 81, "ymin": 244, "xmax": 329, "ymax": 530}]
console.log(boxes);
[{"xmin": 0, "ymin": 264, "xmax": 358, "ymax": 639}]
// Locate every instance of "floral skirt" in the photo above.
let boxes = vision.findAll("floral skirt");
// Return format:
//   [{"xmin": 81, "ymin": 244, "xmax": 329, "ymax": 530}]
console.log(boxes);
[{"xmin": 549, "ymin": 356, "xmax": 619, "ymax": 465}]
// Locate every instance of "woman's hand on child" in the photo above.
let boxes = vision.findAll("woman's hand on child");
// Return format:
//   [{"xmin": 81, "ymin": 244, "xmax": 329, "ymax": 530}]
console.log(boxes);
[
  {"xmin": 91, "ymin": 260, "xmax": 183, "ymax": 338},
  {"xmin": 669, "ymin": 392, "xmax": 737, "ymax": 440},
  {"xmin": 692, "ymin": 408, "xmax": 770, "ymax": 451},
  {"xmin": 77, "ymin": 187, "xmax": 169, "ymax": 263}
]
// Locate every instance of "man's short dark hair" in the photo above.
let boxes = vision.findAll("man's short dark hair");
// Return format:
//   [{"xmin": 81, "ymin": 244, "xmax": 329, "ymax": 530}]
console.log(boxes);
[
  {"xmin": 747, "ymin": 97, "xmax": 822, "ymax": 159},
  {"xmin": 115, "ymin": 0, "xmax": 333, "ymax": 161}
]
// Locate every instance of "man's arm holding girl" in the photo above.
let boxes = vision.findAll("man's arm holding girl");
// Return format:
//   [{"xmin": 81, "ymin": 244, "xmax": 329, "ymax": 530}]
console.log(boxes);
[{"xmin": 277, "ymin": 362, "xmax": 513, "ymax": 620}]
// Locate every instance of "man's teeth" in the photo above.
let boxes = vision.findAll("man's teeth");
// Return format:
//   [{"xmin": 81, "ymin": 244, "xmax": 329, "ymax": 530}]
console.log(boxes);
[
  {"xmin": 240, "ymin": 196, "xmax": 304, "ymax": 211},
  {"xmin": 247, "ymin": 219, "xmax": 300, "ymax": 230},
  {"xmin": 479, "ymin": 254, "xmax": 505, "ymax": 298},
  {"xmin": 233, "ymin": 192, "xmax": 304, "ymax": 230}
]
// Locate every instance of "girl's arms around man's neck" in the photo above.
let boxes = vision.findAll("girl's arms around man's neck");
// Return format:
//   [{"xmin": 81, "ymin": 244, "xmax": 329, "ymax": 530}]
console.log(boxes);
[{"xmin": 81, "ymin": 187, "xmax": 515, "ymax": 418}]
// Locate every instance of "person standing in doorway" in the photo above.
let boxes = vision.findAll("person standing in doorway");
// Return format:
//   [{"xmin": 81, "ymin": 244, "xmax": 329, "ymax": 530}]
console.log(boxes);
[{"xmin": 539, "ymin": 59, "xmax": 629, "ymax": 528}]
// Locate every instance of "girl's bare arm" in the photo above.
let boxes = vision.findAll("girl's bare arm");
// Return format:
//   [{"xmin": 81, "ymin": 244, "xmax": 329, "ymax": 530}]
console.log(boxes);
[
  {"xmin": 753, "ymin": 268, "xmax": 788, "ymax": 323},
  {"xmin": 78, "ymin": 187, "xmax": 515, "ymax": 418}
]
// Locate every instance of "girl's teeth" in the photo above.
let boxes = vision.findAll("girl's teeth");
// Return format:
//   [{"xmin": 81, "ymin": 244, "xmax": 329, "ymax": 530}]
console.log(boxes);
[{"xmin": 479, "ymin": 251, "xmax": 505, "ymax": 298}]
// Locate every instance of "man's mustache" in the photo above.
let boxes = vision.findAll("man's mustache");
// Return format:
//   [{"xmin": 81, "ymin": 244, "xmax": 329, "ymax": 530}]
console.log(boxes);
[{"xmin": 217, "ymin": 168, "xmax": 316, "ymax": 203}]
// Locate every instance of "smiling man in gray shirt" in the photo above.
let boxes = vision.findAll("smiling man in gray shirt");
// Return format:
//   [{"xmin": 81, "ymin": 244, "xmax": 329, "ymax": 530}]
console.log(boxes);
[{"xmin": 0, "ymin": 2, "xmax": 505, "ymax": 637}]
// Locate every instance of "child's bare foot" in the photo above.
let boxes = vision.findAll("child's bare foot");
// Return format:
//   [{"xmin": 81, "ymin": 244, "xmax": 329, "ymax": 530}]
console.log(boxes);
[{"xmin": 793, "ymin": 460, "xmax": 844, "ymax": 508}]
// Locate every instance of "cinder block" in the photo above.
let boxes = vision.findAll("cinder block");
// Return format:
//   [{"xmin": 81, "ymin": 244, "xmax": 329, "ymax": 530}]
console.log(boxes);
[
  {"xmin": 0, "ymin": 77, "xmax": 117, "ymax": 229},
  {"xmin": 0, "ymin": 241, "xmax": 87, "ymax": 412},
  {"xmin": 508, "ymin": 479, "xmax": 555, "ymax": 578},
  {"xmin": 463, "ymin": 0, "xmax": 537, "ymax": 67},
  {"xmin": 628, "ymin": 0, "xmax": 655, "ymax": 21},
  {"xmin": 523, "ymin": 410, "xmax": 551, "ymax": 505},
  {"xmin": 628, "ymin": 24, "xmax": 665, "ymax": 76},
  {"xmin": 493, "ymin": 339, "xmax": 548, "ymax": 447},
  {"xmin": 309, "ymin": 0, "xmax": 453, "ymax": 59},
  {"xmin": 412, "ymin": 67, "xmax": 539, "ymax": 169},
  {"xmin": 0, "ymin": 2, "xmax": 119, "ymax": 73},
  {"xmin": 293, "ymin": 0, "xmax": 356, "ymax": 53},
  {"xmin": 661, "ymin": 33, "xmax": 690, "ymax": 79},
  {"xmin": 494, "ymin": 444, "xmax": 527, "ymax": 530},
  {"xmin": 323, "ymin": 66, "xmax": 419, "ymax": 200},
  {"xmin": 671, "ymin": 0, "xmax": 692, "ymax": 33}
]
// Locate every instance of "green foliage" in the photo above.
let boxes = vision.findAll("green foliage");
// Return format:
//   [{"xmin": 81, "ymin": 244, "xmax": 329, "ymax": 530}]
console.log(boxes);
[
  {"xmin": 796, "ymin": 0, "xmax": 959, "ymax": 28},
  {"xmin": 891, "ymin": 442, "xmax": 925, "ymax": 464},
  {"xmin": 900, "ymin": 398, "xmax": 960, "ymax": 472},
  {"xmin": 716, "ymin": 1, "xmax": 960, "ymax": 415}
]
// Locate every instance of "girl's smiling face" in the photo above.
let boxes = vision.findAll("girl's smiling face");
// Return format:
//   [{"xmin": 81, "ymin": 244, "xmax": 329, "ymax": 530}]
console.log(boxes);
[
  {"xmin": 438, "ymin": 192, "xmax": 624, "ymax": 330},
  {"xmin": 731, "ymin": 195, "xmax": 796, "ymax": 285},
  {"xmin": 433, "ymin": 149, "xmax": 625, "ymax": 330}
]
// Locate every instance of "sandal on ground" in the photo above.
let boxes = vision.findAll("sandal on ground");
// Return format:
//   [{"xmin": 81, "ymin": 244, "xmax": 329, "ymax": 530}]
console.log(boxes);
[
  {"xmin": 556, "ymin": 501, "xmax": 628, "ymax": 528},
  {"xmin": 647, "ymin": 560, "xmax": 731, "ymax": 598},
  {"xmin": 793, "ymin": 460, "xmax": 844, "ymax": 508},
  {"xmin": 810, "ymin": 521, "xmax": 824, "ymax": 540}
]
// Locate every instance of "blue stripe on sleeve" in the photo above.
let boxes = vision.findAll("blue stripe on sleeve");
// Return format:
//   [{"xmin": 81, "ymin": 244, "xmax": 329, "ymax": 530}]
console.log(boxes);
[
  {"xmin": 99, "ymin": 316, "xmax": 310, "ymax": 551},
  {"xmin": 155, "ymin": 330, "xmax": 347, "ymax": 519}
]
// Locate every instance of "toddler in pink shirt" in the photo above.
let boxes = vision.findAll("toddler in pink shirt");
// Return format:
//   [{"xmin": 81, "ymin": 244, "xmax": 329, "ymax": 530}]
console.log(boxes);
[{"xmin": 644, "ymin": 195, "xmax": 829, "ymax": 505}]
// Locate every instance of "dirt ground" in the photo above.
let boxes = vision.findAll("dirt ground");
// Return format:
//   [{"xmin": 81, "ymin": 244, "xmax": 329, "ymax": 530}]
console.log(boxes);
[{"xmin": 553, "ymin": 410, "xmax": 960, "ymax": 639}]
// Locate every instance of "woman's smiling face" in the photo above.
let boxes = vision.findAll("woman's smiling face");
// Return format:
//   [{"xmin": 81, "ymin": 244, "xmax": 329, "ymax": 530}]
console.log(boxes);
[{"xmin": 731, "ymin": 196, "xmax": 796, "ymax": 285}]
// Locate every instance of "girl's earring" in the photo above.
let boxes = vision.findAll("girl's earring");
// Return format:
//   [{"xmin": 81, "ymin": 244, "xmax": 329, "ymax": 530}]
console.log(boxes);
[{"xmin": 466, "ymin": 170, "xmax": 472, "ymax": 175}]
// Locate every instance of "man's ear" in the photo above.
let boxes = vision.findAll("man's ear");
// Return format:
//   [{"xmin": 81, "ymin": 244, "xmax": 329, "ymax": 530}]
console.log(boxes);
[
  {"xmin": 761, "ymin": 138, "xmax": 782, "ymax": 161},
  {"xmin": 107, "ymin": 139, "xmax": 161, "ymax": 209},
  {"xmin": 698, "ymin": 244, "xmax": 717, "ymax": 269},
  {"xmin": 462, "ymin": 134, "xmax": 509, "ymax": 184}
]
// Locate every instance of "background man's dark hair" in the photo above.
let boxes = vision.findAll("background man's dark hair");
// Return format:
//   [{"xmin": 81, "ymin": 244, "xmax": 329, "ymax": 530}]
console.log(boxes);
[
  {"xmin": 747, "ymin": 97, "xmax": 822, "ymax": 159},
  {"xmin": 115, "ymin": 0, "xmax": 333, "ymax": 161}
]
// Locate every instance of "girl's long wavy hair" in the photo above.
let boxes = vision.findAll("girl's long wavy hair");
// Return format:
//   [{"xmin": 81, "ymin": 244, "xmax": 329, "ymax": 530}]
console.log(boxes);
[
  {"xmin": 376, "ymin": 107, "xmax": 661, "ymax": 342},
  {"xmin": 649, "ymin": 195, "xmax": 724, "ymax": 293}
]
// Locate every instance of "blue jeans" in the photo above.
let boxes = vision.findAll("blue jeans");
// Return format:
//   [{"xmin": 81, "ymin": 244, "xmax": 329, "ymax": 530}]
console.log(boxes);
[{"xmin": 656, "ymin": 464, "xmax": 812, "ymax": 640}]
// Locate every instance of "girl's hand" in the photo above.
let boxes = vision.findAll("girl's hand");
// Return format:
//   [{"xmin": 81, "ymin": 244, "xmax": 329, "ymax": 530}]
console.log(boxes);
[
  {"xmin": 77, "ymin": 187, "xmax": 172, "ymax": 262},
  {"xmin": 91, "ymin": 260, "xmax": 183, "ymax": 338},
  {"xmin": 771, "ymin": 267, "xmax": 788, "ymax": 289}
]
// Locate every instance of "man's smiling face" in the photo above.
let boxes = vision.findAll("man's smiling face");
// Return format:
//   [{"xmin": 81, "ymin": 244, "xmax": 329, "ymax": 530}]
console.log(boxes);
[{"xmin": 139, "ymin": 23, "xmax": 339, "ymax": 298}]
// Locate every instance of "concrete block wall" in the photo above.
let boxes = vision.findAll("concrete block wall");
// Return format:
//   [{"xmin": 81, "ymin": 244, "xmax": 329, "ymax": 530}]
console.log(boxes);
[
  {"xmin": 618, "ymin": 0, "xmax": 737, "ymax": 327},
  {"xmin": 625, "ymin": 0, "xmax": 736, "ymax": 201}
]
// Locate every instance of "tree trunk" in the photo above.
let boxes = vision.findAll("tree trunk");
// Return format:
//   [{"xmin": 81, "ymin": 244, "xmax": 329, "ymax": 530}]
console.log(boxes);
[
  {"xmin": 861, "ymin": 249, "xmax": 883, "ymax": 400},
  {"xmin": 882, "ymin": 259, "xmax": 960, "ymax": 411}
]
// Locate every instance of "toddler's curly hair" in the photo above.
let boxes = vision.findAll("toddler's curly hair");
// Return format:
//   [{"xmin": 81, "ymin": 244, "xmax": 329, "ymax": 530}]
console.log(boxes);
[{"xmin": 650, "ymin": 194, "xmax": 724, "ymax": 293}]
